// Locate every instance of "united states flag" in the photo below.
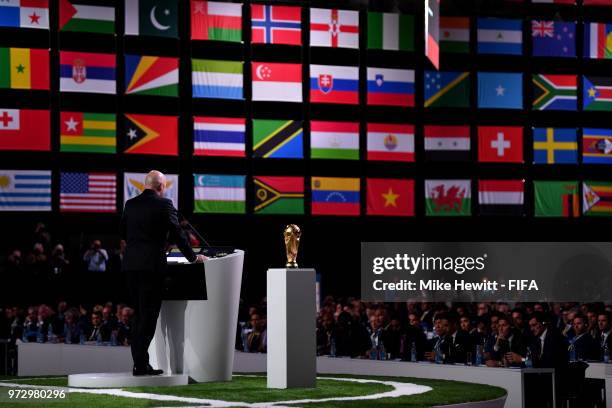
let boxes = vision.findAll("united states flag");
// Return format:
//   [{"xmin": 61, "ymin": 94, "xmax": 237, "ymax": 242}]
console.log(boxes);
[{"xmin": 60, "ymin": 172, "xmax": 116, "ymax": 213}]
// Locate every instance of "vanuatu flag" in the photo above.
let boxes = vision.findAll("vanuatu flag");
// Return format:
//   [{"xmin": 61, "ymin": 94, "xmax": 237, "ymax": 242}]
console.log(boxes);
[
  {"xmin": 312, "ymin": 177, "xmax": 360, "ymax": 216},
  {"xmin": 367, "ymin": 178, "xmax": 414, "ymax": 216},
  {"xmin": 125, "ymin": 55, "xmax": 178, "ymax": 97},
  {"xmin": 252, "ymin": 119, "xmax": 303, "ymax": 159},
  {"xmin": 0, "ymin": 47, "xmax": 49, "ymax": 90},
  {"xmin": 60, "ymin": 112, "xmax": 115, "ymax": 153},
  {"xmin": 583, "ymin": 181, "xmax": 612, "ymax": 216},
  {"xmin": 424, "ymin": 71, "xmax": 470, "ymax": 108},
  {"xmin": 534, "ymin": 181, "xmax": 578, "ymax": 217},
  {"xmin": 124, "ymin": 114, "xmax": 177, "ymax": 156},
  {"xmin": 59, "ymin": 0, "xmax": 114, "ymax": 34},
  {"xmin": 253, "ymin": 176, "xmax": 304, "ymax": 214}
]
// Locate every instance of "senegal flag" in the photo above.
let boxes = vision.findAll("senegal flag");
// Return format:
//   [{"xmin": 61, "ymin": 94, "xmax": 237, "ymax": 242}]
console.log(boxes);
[
  {"xmin": 60, "ymin": 112, "xmax": 116, "ymax": 154},
  {"xmin": 0, "ymin": 48, "xmax": 49, "ymax": 90},
  {"xmin": 253, "ymin": 176, "xmax": 304, "ymax": 214}
]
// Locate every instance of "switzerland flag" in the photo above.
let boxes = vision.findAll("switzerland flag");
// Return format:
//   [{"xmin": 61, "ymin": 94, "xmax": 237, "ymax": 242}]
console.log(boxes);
[
  {"xmin": 478, "ymin": 126, "xmax": 523, "ymax": 163},
  {"xmin": 0, "ymin": 108, "xmax": 50, "ymax": 151},
  {"xmin": 367, "ymin": 178, "xmax": 414, "ymax": 216}
]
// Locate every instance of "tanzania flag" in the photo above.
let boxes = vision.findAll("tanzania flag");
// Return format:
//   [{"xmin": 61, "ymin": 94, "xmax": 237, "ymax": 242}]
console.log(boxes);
[
  {"xmin": 425, "ymin": 179, "xmax": 471, "ymax": 216},
  {"xmin": 192, "ymin": 1, "xmax": 242, "ymax": 42},
  {"xmin": 583, "ymin": 76, "xmax": 612, "ymax": 111},
  {"xmin": 125, "ymin": 55, "xmax": 178, "ymax": 97},
  {"xmin": 584, "ymin": 22, "xmax": 612, "ymax": 59},
  {"xmin": 583, "ymin": 181, "xmax": 612, "ymax": 216},
  {"xmin": 532, "ymin": 74, "xmax": 577, "ymax": 111},
  {"xmin": 125, "ymin": 0, "xmax": 177, "ymax": 38},
  {"xmin": 0, "ymin": 0, "xmax": 49, "ymax": 29},
  {"xmin": 194, "ymin": 174, "xmax": 245, "ymax": 214},
  {"xmin": 367, "ymin": 12, "xmax": 414, "ymax": 51},
  {"xmin": 424, "ymin": 71, "xmax": 470, "ymax": 108},
  {"xmin": 534, "ymin": 181, "xmax": 578, "ymax": 217},
  {"xmin": 312, "ymin": 177, "xmax": 360, "ymax": 216},
  {"xmin": 440, "ymin": 17, "xmax": 469, "ymax": 54},
  {"xmin": 59, "ymin": 0, "xmax": 114, "ymax": 34},
  {"xmin": 367, "ymin": 178, "xmax": 414, "ymax": 216},
  {"xmin": 0, "ymin": 47, "xmax": 49, "ymax": 90},
  {"xmin": 533, "ymin": 128, "xmax": 577, "ymax": 164},
  {"xmin": 60, "ymin": 112, "xmax": 115, "ymax": 153},
  {"xmin": 253, "ymin": 176, "xmax": 304, "ymax": 214},
  {"xmin": 478, "ymin": 180, "xmax": 524, "ymax": 216},
  {"xmin": 0, "ymin": 108, "xmax": 49, "ymax": 151},
  {"xmin": 583, "ymin": 128, "xmax": 612, "ymax": 164},
  {"xmin": 252, "ymin": 119, "xmax": 303, "ymax": 159},
  {"xmin": 310, "ymin": 121, "xmax": 359, "ymax": 160},
  {"xmin": 423, "ymin": 125, "xmax": 470, "ymax": 161},
  {"xmin": 124, "ymin": 114, "xmax": 177, "ymax": 156}
]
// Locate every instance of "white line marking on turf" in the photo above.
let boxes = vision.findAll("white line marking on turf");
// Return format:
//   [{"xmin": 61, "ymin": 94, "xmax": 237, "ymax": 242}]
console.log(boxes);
[{"xmin": 0, "ymin": 375, "xmax": 432, "ymax": 407}]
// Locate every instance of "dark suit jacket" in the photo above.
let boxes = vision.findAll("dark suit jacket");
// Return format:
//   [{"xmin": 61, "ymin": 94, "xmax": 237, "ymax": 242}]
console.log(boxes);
[
  {"xmin": 572, "ymin": 333, "xmax": 600, "ymax": 361},
  {"xmin": 530, "ymin": 328, "xmax": 569, "ymax": 369},
  {"xmin": 120, "ymin": 189, "xmax": 196, "ymax": 273}
]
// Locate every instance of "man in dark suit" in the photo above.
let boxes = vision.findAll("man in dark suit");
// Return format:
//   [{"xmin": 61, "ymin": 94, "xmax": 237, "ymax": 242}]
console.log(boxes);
[
  {"xmin": 487, "ymin": 315, "xmax": 527, "ymax": 367},
  {"xmin": 120, "ymin": 170, "xmax": 206, "ymax": 376},
  {"xmin": 424, "ymin": 312, "xmax": 471, "ymax": 364},
  {"xmin": 597, "ymin": 311, "xmax": 612, "ymax": 360}
]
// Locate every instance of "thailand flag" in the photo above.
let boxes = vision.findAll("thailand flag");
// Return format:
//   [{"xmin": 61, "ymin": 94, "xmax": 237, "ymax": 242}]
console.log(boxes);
[
  {"xmin": 367, "ymin": 67, "xmax": 415, "ymax": 107},
  {"xmin": 251, "ymin": 4, "xmax": 301, "ymax": 45},
  {"xmin": 193, "ymin": 116, "xmax": 245, "ymax": 157},
  {"xmin": 310, "ymin": 64, "xmax": 358, "ymax": 104}
]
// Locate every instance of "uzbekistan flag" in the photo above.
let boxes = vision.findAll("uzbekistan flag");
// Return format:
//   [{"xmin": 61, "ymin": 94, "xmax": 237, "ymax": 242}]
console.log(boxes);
[
  {"xmin": 251, "ymin": 4, "xmax": 301, "ymax": 45},
  {"xmin": 0, "ymin": 0, "xmax": 48, "ymax": 29},
  {"xmin": 310, "ymin": 64, "xmax": 358, "ymax": 104},
  {"xmin": 193, "ymin": 116, "xmax": 245, "ymax": 157},
  {"xmin": 59, "ymin": 51, "xmax": 115, "ymax": 94},
  {"xmin": 367, "ymin": 67, "xmax": 414, "ymax": 107},
  {"xmin": 311, "ymin": 176, "xmax": 360, "ymax": 216}
]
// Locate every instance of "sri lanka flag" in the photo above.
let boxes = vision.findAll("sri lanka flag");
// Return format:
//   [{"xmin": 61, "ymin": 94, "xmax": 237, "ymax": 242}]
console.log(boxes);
[
  {"xmin": 0, "ymin": 0, "xmax": 48, "ymax": 29},
  {"xmin": 311, "ymin": 176, "xmax": 360, "ymax": 216},
  {"xmin": 366, "ymin": 67, "xmax": 414, "ymax": 107},
  {"xmin": 310, "ymin": 64, "xmax": 358, "ymax": 104}
]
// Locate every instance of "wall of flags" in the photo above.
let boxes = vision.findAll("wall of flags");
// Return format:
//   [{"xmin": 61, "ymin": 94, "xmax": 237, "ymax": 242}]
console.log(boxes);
[{"xmin": 1, "ymin": 0, "xmax": 612, "ymax": 222}]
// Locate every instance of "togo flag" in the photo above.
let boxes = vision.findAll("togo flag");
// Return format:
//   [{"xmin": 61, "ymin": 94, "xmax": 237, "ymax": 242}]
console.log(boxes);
[
  {"xmin": 0, "ymin": 170, "xmax": 51, "ymax": 211},
  {"xmin": 124, "ymin": 172, "xmax": 178, "ymax": 208},
  {"xmin": 59, "ymin": 0, "xmax": 114, "ymax": 34},
  {"xmin": 254, "ymin": 176, "xmax": 304, "ymax": 214},
  {"xmin": 125, "ymin": 0, "xmax": 177, "ymax": 38},
  {"xmin": 367, "ymin": 12, "xmax": 414, "ymax": 51},
  {"xmin": 60, "ymin": 111, "xmax": 115, "ymax": 154},
  {"xmin": 194, "ymin": 174, "xmax": 245, "ymax": 214},
  {"xmin": 0, "ymin": 0, "xmax": 49, "ymax": 29}
]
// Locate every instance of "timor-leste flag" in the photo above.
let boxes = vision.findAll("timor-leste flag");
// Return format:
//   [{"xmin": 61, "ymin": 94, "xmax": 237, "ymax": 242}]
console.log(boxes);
[
  {"xmin": 367, "ymin": 178, "xmax": 414, "ymax": 216},
  {"xmin": 253, "ymin": 176, "xmax": 304, "ymax": 214},
  {"xmin": 0, "ymin": 47, "xmax": 49, "ymax": 90},
  {"xmin": 124, "ymin": 114, "xmax": 177, "ymax": 156},
  {"xmin": 0, "ymin": 108, "xmax": 50, "ymax": 151}
]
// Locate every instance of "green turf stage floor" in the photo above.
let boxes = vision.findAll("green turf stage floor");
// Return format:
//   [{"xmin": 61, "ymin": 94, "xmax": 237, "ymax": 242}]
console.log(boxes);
[{"xmin": 0, "ymin": 374, "xmax": 506, "ymax": 407}]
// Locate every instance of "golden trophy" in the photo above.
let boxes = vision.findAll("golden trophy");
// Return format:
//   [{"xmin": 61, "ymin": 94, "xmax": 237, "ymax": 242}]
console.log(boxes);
[{"xmin": 284, "ymin": 224, "xmax": 301, "ymax": 268}]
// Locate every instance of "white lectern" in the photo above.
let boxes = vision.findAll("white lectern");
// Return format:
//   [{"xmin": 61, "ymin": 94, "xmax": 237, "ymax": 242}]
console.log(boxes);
[
  {"xmin": 267, "ymin": 268, "xmax": 316, "ymax": 389},
  {"xmin": 149, "ymin": 249, "xmax": 244, "ymax": 382}
]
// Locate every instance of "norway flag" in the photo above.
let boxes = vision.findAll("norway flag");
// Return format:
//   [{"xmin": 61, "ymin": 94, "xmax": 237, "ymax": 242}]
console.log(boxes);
[
  {"xmin": 251, "ymin": 4, "xmax": 301, "ymax": 45},
  {"xmin": 310, "ymin": 64, "xmax": 358, "ymax": 104}
]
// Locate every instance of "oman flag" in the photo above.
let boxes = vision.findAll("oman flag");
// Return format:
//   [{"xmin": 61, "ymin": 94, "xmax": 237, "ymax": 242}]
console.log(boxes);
[
  {"xmin": 0, "ymin": 108, "xmax": 49, "ymax": 151},
  {"xmin": 252, "ymin": 62, "xmax": 302, "ymax": 102},
  {"xmin": 191, "ymin": 1, "xmax": 242, "ymax": 42},
  {"xmin": 478, "ymin": 126, "xmax": 523, "ymax": 163},
  {"xmin": 367, "ymin": 178, "xmax": 414, "ymax": 216}
]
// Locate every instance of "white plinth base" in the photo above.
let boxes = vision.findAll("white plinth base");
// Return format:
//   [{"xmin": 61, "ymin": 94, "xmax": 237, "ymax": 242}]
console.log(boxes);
[{"xmin": 68, "ymin": 372, "xmax": 189, "ymax": 388}]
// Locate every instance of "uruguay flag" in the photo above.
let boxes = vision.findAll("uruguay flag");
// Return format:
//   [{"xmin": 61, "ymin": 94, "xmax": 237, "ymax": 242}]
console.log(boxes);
[
  {"xmin": 310, "ymin": 64, "xmax": 359, "ymax": 104},
  {"xmin": 367, "ymin": 67, "xmax": 415, "ymax": 107}
]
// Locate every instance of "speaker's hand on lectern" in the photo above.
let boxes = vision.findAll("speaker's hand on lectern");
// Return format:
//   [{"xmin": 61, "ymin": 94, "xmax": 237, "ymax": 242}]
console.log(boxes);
[{"xmin": 195, "ymin": 254, "xmax": 208, "ymax": 263}]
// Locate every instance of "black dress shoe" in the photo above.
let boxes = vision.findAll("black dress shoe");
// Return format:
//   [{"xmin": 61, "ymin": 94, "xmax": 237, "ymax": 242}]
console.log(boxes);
[{"xmin": 133, "ymin": 365, "xmax": 164, "ymax": 376}]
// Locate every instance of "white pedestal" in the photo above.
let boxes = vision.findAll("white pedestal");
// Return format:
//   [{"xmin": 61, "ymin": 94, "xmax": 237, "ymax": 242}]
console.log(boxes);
[
  {"xmin": 266, "ymin": 268, "xmax": 316, "ymax": 389},
  {"xmin": 149, "ymin": 250, "xmax": 244, "ymax": 382},
  {"xmin": 68, "ymin": 372, "xmax": 188, "ymax": 388}
]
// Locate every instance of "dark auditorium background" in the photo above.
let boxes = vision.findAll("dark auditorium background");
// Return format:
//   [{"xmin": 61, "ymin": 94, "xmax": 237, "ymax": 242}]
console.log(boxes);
[{"xmin": 1, "ymin": 0, "xmax": 612, "ymax": 307}]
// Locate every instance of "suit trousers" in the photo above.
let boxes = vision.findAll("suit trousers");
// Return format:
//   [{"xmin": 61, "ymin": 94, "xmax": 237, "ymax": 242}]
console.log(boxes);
[{"xmin": 127, "ymin": 269, "xmax": 162, "ymax": 369}]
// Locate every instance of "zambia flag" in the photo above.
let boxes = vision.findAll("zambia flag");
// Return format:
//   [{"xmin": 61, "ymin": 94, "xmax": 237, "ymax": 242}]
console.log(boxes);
[
  {"xmin": 424, "ymin": 71, "xmax": 470, "ymax": 108},
  {"xmin": 254, "ymin": 176, "xmax": 304, "ymax": 214},
  {"xmin": 60, "ymin": 112, "xmax": 116, "ymax": 153},
  {"xmin": 534, "ymin": 181, "xmax": 578, "ymax": 217},
  {"xmin": 252, "ymin": 119, "xmax": 303, "ymax": 159},
  {"xmin": 0, "ymin": 48, "xmax": 49, "ymax": 90},
  {"xmin": 124, "ymin": 0, "xmax": 177, "ymax": 38},
  {"xmin": 583, "ymin": 181, "xmax": 612, "ymax": 216},
  {"xmin": 532, "ymin": 74, "xmax": 577, "ymax": 111}
]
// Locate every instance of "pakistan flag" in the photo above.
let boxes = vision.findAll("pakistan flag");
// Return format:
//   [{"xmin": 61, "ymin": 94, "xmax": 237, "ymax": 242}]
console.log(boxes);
[{"xmin": 125, "ymin": 0, "xmax": 178, "ymax": 38}]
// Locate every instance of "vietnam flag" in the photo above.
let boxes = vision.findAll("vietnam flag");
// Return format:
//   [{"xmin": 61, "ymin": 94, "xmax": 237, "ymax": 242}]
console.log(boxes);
[
  {"xmin": 124, "ymin": 114, "xmax": 177, "ymax": 156},
  {"xmin": 367, "ymin": 178, "xmax": 414, "ymax": 216},
  {"xmin": 0, "ymin": 108, "xmax": 50, "ymax": 151}
]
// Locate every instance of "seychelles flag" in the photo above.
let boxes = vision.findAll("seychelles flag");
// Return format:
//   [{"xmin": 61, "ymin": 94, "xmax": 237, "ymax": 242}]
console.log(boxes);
[{"xmin": 366, "ymin": 67, "xmax": 414, "ymax": 107}]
